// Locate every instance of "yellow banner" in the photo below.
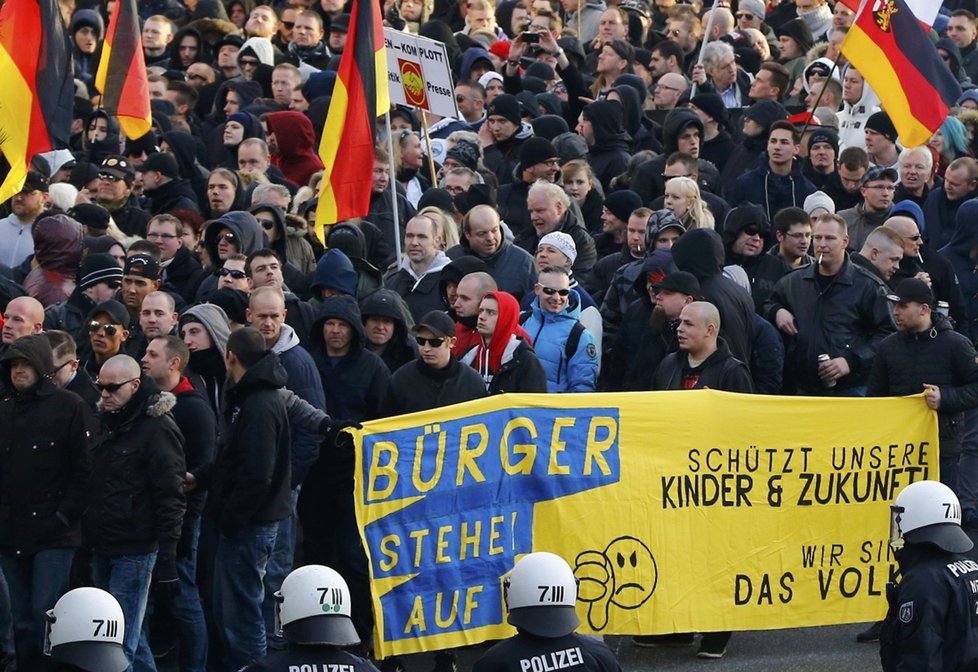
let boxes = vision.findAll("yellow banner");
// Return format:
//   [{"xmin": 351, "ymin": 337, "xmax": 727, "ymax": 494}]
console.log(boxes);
[{"xmin": 351, "ymin": 391, "xmax": 939, "ymax": 658}]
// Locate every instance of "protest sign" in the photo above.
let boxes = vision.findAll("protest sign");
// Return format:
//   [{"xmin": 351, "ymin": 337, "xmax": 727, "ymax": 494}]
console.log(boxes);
[
  {"xmin": 383, "ymin": 29, "xmax": 459, "ymax": 119},
  {"xmin": 351, "ymin": 391, "xmax": 938, "ymax": 657}
]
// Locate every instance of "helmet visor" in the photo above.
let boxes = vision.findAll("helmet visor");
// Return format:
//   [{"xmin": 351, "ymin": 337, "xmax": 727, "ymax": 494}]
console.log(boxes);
[{"xmin": 889, "ymin": 504, "xmax": 905, "ymax": 552}]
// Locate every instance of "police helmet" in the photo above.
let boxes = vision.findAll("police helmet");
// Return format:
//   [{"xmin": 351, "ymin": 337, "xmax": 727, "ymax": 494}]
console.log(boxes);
[
  {"xmin": 891, "ymin": 480, "xmax": 973, "ymax": 554},
  {"xmin": 44, "ymin": 587, "xmax": 129, "ymax": 672},
  {"xmin": 505, "ymin": 552, "xmax": 580, "ymax": 638},
  {"xmin": 274, "ymin": 565, "xmax": 361, "ymax": 646}
]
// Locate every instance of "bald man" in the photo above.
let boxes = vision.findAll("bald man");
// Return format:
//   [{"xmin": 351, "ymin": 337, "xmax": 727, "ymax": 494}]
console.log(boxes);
[
  {"xmin": 654, "ymin": 301, "xmax": 753, "ymax": 392},
  {"xmin": 853, "ymin": 226, "xmax": 904, "ymax": 283},
  {"xmin": 88, "ymin": 354, "xmax": 186, "ymax": 669},
  {"xmin": 654, "ymin": 72, "xmax": 689, "ymax": 110},
  {"xmin": 652, "ymin": 299, "xmax": 750, "ymax": 659},
  {"xmin": 884, "ymin": 216, "xmax": 967, "ymax": 327},
  {"xmin": 2, "ymin": 296, "xmax": 44, "ymax": 347}
]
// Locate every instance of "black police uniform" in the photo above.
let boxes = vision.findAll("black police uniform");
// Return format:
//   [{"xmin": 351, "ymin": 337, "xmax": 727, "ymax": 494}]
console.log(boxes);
[
  {"xmin": 880, "ymin": 544, "xmax": 978, "ymax": 671},
  {"xmin": 474, "ymin": 632, "xmax": 622, "ymax": 672},
  {"xmin": 240, "ymin": 646, "xmax": 381, "ymax": 672}
]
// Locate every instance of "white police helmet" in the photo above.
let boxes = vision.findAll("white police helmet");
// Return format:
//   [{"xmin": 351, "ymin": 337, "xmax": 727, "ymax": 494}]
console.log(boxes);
[
  {"xmin": 891, "ymin": 480, "xmax": 973, "ymax": 554},
  {"xmin": 43, "ymin": 587, "xmax": 129, "ymax": 672},
  {"xmin": 504, "ymin": 552, "xmax": 580, "ymax": 638},
  {"xmin": 274, "ymin": 565, "xmax": 361, "ymax": 646}
]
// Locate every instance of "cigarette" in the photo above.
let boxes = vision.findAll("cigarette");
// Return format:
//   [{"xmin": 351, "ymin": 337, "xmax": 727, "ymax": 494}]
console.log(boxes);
[
  {"xmin": 818, "ymin": 253, "xmax": 823, "ymax": 265},
  {"xmin": 918, "ymin": 252, "xmax": 924, "ymax": 264}
]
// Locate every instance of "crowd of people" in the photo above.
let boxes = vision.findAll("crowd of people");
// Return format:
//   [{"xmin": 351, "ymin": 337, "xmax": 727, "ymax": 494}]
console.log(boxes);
[{"xmin": 5, "ymin": 0, "xmax": 978, "ymax": 667}]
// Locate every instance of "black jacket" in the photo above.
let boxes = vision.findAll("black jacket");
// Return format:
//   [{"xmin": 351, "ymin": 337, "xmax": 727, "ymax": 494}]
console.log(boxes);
[
  {"xmin": 653, "ymin": 337, "xmax": 753, "ymax": 392},
  {"xmin": 868, "ymin": 315, "xmax": 978, "ymax": 454},
  {"xmin": 44, "ymin": 288, "xmax": 98, "ymax": 363},
  {"xmin": 584, "ymin": 100, "xmax": 631, "ymax": 192},
  {"xmin": 726, "ymin": 154, "xmax": 817, "ymax": 221},
  {"xmin": 211, "ymin": 353, "xmax": 291, "ymax": 537},
  {"xmin": 0, "ymin": 336, "xmax": 93, "ymax": 555},
  {"xmin": 881, "ymin": 544, "xmax": 978, "ymax": 672},
  {"xmin": 474, "ymin": 631, "xmax": 622, "ymax": 672},
  {"xmin": 360, "ymin": 288, "xmax": 418, "ymax": 373},
  {"xmin": 461, "ymin": 337, "xmax": 548, "ymax": 394},
  {"xmin": 889, "ymin": 252, "xmax": 968, "ymax": 334},
  {"xmin": 672, "ymin": 229, "xmax": 755, "ymax": 364},
  {"xmin": 101, "ymin": 193, "xmax": 151, "ymax": 238},
  {"xmin": 763, "ymin": 255, "xmax": 895, "ymax": 394},
  {"xmin": 162, "ymin": 246, "xmax": 207, "ymax": 306},
  {"xmin": 604, "ymin": 285, "xmax": 675, "ymax": 391},
  {"xmin": 143, "ymin": 177, "xmax": 201, "ymax": 215},
  {"xmin": 633, "ymin": 110, "xmax": 722, "ymax": 203},
  {"xmin": 85, "ymin": 378, "xmax": 186, "ymax": 557},
  {"xmin": 169, "ymin": 376, "xmax": 216, "ymax": 520},
  {"xmin": 385, "ymin": 356, "xmax": 488, "ymax": 415}
]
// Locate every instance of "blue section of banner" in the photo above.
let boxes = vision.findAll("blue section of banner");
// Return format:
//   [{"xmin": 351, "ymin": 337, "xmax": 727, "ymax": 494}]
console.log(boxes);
[{"xmin": 361, "ymin": 407, "xmax": 621, "ymax": 641}]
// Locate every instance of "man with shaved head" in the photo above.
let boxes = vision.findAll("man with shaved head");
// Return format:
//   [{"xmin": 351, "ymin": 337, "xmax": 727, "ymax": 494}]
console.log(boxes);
[
  {"xmin": 651, "ymin": 299, "xmax": 751, "ymax": 658},
  {"xmin": 88, "ymin": 353, "xmax": 186, "ymax": 670},
  {"xmin": 2, "ymin": 296, "xmax": 44, "ymax": 347},
  {"xmin": 452, "ymin": 271, "xmax": 498, "ymax": 357},
  {"xmin": 884, "ymin": 215, "xmax": 967, "ymax": 327}
]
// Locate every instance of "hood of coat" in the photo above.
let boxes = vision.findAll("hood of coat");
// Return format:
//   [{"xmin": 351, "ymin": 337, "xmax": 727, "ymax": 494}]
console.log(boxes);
[{"xmin": 32, "ymin": 214, "xmax": 84, "ymax": 274}]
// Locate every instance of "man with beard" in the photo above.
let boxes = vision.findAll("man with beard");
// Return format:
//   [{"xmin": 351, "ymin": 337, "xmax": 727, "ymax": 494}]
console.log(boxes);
[{"xmin": 723, "ymin": 203, "xmax": 791, "ymax": 312}]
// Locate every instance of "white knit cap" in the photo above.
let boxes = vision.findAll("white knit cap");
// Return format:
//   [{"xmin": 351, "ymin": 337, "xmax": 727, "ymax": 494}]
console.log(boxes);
[
  {"xmin": 803, "ymin": 190, "xmax": 836, "ymax": 216},
  {"xmin": 538, "ymin": 232, "xmax": 577, "ymax": 265}
]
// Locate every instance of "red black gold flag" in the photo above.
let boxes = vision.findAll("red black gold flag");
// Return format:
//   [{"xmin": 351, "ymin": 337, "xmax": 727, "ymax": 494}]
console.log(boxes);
[
  {"xmin": 96, "ymin": 0, "xmax": 152, "ymax": 140},
  {"xmin": 841, "ymin": 0, "xmax": 961, "ymax": 148},
  {"xmin": 0, "ymin": 0, "xmax": 73, "ymax": 202},
  {"xmin": 315, "ymin": 0, "xmax": 389, "ymax": 241}
]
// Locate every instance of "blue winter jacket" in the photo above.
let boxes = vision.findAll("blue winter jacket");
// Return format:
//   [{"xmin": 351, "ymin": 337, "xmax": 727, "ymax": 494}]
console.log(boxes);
[{"xmin": 521, "ymin": 290, "xmax": 599, "ymax": 392}]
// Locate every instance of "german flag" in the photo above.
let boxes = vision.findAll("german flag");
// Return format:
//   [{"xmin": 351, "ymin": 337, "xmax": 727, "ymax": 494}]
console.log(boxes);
[
  {"xmin": 836, "ymin": 0, "xmax": 939, "ymax": 29},
  {"xmin": 0, "ymin": 0, "xmax": 73, "ymax": 203},
  {"xmin": 314, "ymin": 0, "xmax": 389, "ymax": 241},
  {"xmin": 841, "ymin": 0, "xmax": 960, "ymax": 148},
  {"xmin": 96, "ymin": 0, "xmax": 152, "ymax": 140}
]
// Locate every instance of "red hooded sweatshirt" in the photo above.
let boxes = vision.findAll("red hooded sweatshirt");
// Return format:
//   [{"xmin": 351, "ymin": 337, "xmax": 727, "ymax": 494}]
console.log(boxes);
[{"xmin": 265, "ymin": 111, "xmax": 325, "ymax": 187}]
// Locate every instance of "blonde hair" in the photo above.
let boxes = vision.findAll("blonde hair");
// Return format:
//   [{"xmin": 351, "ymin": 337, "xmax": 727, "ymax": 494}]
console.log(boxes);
[
  {"xmin": 668, "ymin": 177, "xmax": 714, "ymax": 229},
  {"xmin": 418, "ymin": 205, "xmax": 460, "ymax": 250}
]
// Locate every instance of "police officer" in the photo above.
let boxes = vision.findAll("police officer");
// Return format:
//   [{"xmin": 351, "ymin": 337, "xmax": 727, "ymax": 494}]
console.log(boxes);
[
  {"xmin": 43, "ymin": 587, "xmax": 129, "ymax": 672},
  {"xmin": 881, "ymin": 480, "xmax": 978, "ymax": 671},
  {"xmin": 473, "ymin": 552, "xmax": 622, "ymax": 672},
  {"xmin": 239, "ymin": 564, "xmax": 381, "ymax": 672}
]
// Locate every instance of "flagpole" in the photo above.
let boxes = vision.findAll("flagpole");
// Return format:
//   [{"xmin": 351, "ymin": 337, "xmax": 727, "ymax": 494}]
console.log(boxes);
[
  {"xmin": 690, "ymin": 6, "xmax": 718, "ymax": 98},
  {"xmin": 419, "ymin": 111, "xmax": 440, "ymax": 187},
  {"xmin": 577, "ymin": 0, "xmax": 581, "ymax": 45},
  {"xmin": 385, "ymin": 111, "xmax": 402, "ymax": 261}
]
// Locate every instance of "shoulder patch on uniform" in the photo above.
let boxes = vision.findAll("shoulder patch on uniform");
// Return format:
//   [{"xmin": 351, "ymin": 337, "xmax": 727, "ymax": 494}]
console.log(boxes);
[
  {"xmin": 586, "ymin": 343, "xmax": 597, "ymax": 359},
  {"xmin": 899, "ymin": 601, "xmax": 914, "ymax": 624}
]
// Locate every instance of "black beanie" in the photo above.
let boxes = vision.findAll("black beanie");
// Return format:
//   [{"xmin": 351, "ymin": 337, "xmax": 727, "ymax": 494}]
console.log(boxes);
[
  {"xmin": 690, "ymin": 93, "xmax": 729, "ymax": 130},
  {"xmin": 519, "ymin": 137, "xmax": 559, "ymax": 170},
  {"xmin": 808, "ymin": 127, "xmax": 839, "ymax": 154},
  {"xmin": 486, "ymin": 94, "xmax": 522, "ymax": 126},
  {"xmin": 603, "ymin": 189, "xmax": 643, "ymax": 222},
  {"xmin": 776, "ymin": 18, "xmax": 814, "ymax": 54},
  {"xmin": 865, "ymin": 111, "xmax": 898, "ymax": 143}
]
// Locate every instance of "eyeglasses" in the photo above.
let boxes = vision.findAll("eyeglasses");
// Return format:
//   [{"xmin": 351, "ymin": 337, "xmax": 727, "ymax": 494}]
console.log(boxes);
[
  {"xmin": 784, "ymin": 231, "xmax": 812, "ymax": 240},
  {"xmin": 655, "ymin": 83, "xmax": 684, "ymax": 93},
  {"xmin": 257, "ymin": 218, "xmax": 276, "ymax": 230},
  {"xmin": 88, "ymin": 321, "xmax": 120, "ymax": 336},
  {"xmin": 217, "ymin": 232, "xmax": 237, "ymax": 243},
  {"xmin": 97, "ymin": 378, "xmax": 137, "ymax": 394},
  {"xmin": 415, "ymin": 335, "xmax": 446, "ymax": 347},
  {"xmin": 538, "ymin": 284, "xmax": 570, "ymax": 296},
  {"xmin": 147, "ymin": 232, "xmax": 178, "ymax": 240},
  {"xmin": 218, "ymin": 268, "xmax": 247, "ymax": 279}
]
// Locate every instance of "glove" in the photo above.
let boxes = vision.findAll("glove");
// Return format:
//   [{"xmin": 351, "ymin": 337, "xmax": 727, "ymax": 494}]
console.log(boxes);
[
  {"xmin": 153, "ymin": 554, "xmax": 181, "ymax": 599},
  {"xmin": 333, "ymin": 418, "xmax": 364, "ymax": 431},
  {"xmin": 385, "ymin": 4, "xmax": 406, "ymax": 30}
]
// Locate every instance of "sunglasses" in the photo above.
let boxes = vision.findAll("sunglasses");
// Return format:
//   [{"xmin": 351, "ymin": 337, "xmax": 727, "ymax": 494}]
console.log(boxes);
[
  {"xmin": 217, "ymin": 232, "xmax": 237, "ymax": 243},
  {"xmin": 282, "ymin": 20, "xmax": 295, "ymax": 28},
  {"xmin": 257, "ymin": 218, "xmax": 276, "ymax": 230},
  {"xmin": 99, "ymin": 173, "xmax": 122, "ymax": 182},
  {"xmin": 735, "ymin": 12, "xmax": 754, "ymax": 18},
  {"xmin": 239, "ymin": 59, "xmax": 260, "ymax": 68},
  {"xmin": 539, "ymin": 285, "xmax": 570, "ymax": 297},
  {"xmin": 905, "ymin": 234, "xmax": 922, "ymax": 241},
  {"xmin": 415, "ymin": 335, "xmax": 446, "ymax": 347},
  {"xmin": 742, "ymin": 226, "xmax": 763, "ymax": 237},
  {"xmin": 97, "ymin": 377, "xmax": 137, "ymax": 394},
  {"xmin": 88, "ymin": 321, "xmax": 120, "ymax": 336},
  {"xmin": 187, "ymin": 73, "xmax": 207, "ymax": 82},
  {"xmin": 218, "ymin": 268, "xmax": 247, "ymax": 279}
]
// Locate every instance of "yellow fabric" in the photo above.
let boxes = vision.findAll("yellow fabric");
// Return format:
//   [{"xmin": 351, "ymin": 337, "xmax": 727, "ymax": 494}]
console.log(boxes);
[{"xmin": 352, "ymin": 391, "xmax": 939, "ymax": 657}]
